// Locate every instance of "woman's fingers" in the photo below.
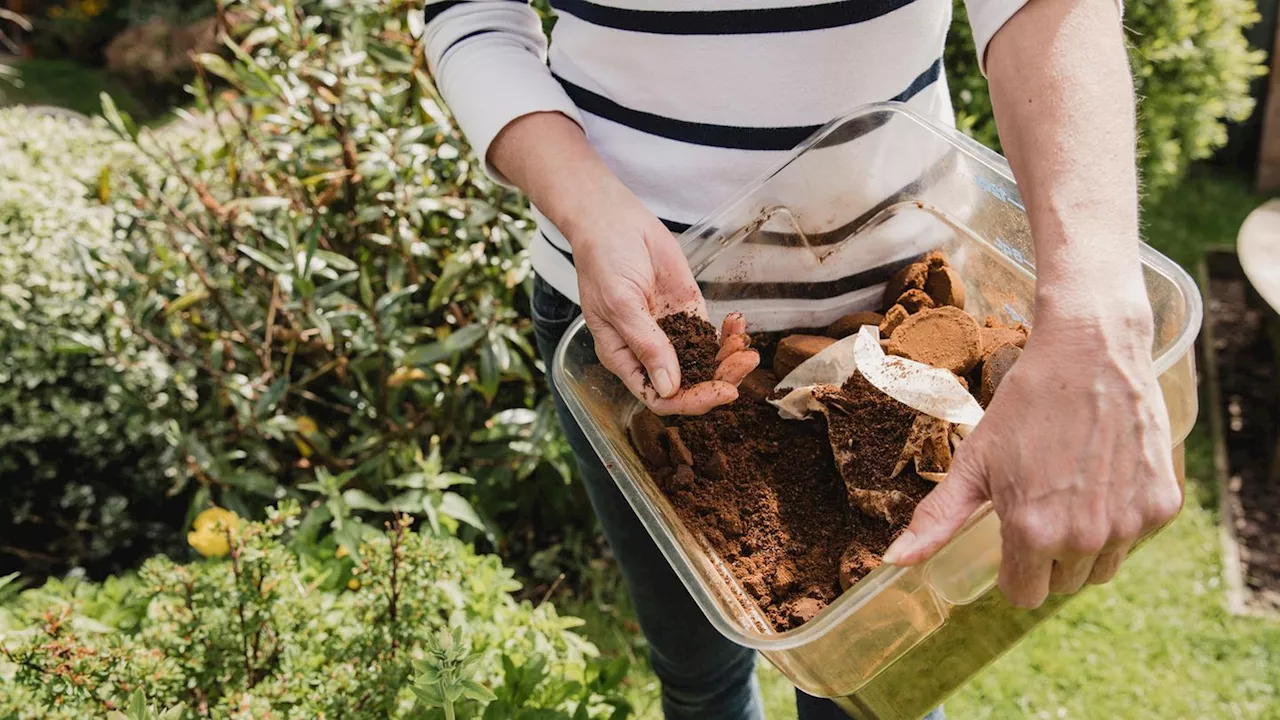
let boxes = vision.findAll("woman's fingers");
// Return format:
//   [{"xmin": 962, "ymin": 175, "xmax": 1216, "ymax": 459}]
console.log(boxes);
[
  {"xmin": 716, "ymin": 333, "xmax": 752, "ymax": 362},
  {"xmin": 721, "ymin": 312, "xmax": 747, "ymax": 338},
  {"xmin": 650, "ymin": 381, "xmax": 740, "ymax": 416},
  {"xmin": 714, "ymin": 350, "xmax": 760, "ymax": 385}
]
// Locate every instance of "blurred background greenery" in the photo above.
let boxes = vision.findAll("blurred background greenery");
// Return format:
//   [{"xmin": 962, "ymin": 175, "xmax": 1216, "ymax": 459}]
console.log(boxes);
[{"xmin": 1, "ymin": 0, "xmax": 1277, "ymax": 716}]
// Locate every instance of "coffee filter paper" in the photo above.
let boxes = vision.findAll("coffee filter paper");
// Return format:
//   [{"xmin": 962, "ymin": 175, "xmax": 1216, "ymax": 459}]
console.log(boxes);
[
  {"xmin": 770, "ymin": 325, "xmax": 984, "ymax": 430},
  {"xmin": 767, "ymin": 323, "xmax": 985, "ymax": 516}
]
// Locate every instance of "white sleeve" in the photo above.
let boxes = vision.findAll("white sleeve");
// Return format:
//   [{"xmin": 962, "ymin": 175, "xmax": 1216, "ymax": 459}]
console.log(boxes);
[
  {"xmin": 963, "ymin": 0, "xmax": 1124, "ymax": 76},
  {"xmin": 424, "ymin": 0, "xmax": 584, "ymax": 184}
]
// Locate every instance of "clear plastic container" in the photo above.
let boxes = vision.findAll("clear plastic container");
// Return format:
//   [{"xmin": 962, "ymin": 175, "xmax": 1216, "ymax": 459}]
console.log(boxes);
[{"xmin": 551, "ymin": 103, "xmax": 1201, "ymax": 719}]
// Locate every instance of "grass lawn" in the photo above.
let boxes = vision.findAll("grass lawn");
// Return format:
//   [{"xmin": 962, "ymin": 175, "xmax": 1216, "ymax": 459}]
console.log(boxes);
[
  {"xmin": 579, "ymin": 169, "xmax": 1280, "ymax": 719},
  {"xmin": 0, "ymin": 58, "xmax": 146, "ymax": 119}
]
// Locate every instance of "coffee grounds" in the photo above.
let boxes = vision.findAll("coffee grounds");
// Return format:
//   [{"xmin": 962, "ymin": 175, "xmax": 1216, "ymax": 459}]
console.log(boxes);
[
  {"xmin": 925, "ymin": 265, "xmax": 966, "ymax": 309},
  {"xmin": 656, "ymin": 398, "xmax": 863, "ymax": 631},
  {"xmin": 827, "ymin": 311, "xmax": 886, "ymax": 339},
  {"xmin": 639, "ymin": 369, "xmax": 928, "ymax": 631},
  {"xmin": 773, "ymin": 334, "xmax": 836, "ymax": 379},
  {"xmin": 819, "ymin": 373, "xmax": 934, "ymax": 524},
  {"xmin": 659, "ymin": 312, "xmax": 720, "ymax": 386},
  {"xmin": 887, "ymin": 306, "xmax": 984, "ymax": 375},
  {"xmin": 980, "ymin": 320, "xmax": 1028, "ymax": 359},
  {"xmin": 980, "ymin": 343, "xmax": 1022, "ymax": 407}
]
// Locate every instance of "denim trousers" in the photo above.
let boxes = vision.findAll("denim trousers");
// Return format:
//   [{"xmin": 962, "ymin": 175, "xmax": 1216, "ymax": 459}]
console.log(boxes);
[{"xmin": 531, "ymin": 275, "xmax": 944, "ymax": 720}]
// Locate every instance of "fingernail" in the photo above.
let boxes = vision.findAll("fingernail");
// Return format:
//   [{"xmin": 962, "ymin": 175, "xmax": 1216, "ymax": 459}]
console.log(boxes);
[
  {"xmin": 652, "ymin": 368, "xmax": 676, "ymax": 398},
  {"xmin": 882, "ymin": 530, "xmax": 916, "ymax": 565}
]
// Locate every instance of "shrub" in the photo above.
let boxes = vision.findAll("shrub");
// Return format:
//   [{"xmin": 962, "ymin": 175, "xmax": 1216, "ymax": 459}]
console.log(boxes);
[
  {"xmin": 945, "ymin": 0, "xmax": 1267, "ymax": 192},
  {"xmin": 0, "ymin": 503, "xmax": 632, "ymax": 718},
  {"xmin": 0, "ymin": 107, "xmax": 194, "ymax": 578},
  {"xmin": 100, "ymin": 0, "xmax": 577, "ymax": 559}
]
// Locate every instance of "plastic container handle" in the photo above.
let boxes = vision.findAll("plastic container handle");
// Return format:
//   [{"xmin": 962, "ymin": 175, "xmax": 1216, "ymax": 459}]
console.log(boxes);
[{"xmin": 924, "ymin": 510, "xmax": 1002, "ymax": 606}]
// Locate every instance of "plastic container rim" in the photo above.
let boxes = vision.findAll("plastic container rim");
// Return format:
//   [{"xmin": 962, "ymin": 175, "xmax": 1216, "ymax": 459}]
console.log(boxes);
[{"xmin": 549, "ymin": 100, "xmax": 1203, "ymax": 651}]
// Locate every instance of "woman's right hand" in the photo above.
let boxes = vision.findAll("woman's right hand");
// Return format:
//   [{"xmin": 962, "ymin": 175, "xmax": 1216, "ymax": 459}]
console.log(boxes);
[
  {"xmin": 489, "ymin": 111, "xmax": 757, "ymax": 414},
  {"xmin": 572, "ymin": 193, "xmax": 758, "ymax": 415}
]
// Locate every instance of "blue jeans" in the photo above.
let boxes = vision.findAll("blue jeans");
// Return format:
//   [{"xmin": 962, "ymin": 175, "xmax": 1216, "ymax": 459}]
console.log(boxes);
[{"xmin": 530, "ymin": 276, "xmax": 944, "ymax": 720}]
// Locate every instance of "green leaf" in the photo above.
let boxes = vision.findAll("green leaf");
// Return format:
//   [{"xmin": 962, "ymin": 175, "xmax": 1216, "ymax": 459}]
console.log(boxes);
[
  {"xmin": 223, "ymin": 472, "xmax": 277, "ymax": 498},
  {"xmin": 254, "ymin": 378, "xmax": 289, "ymax": 418},
  {"xmin": 342, "ymin": 489, "xmax": 388, "ymax": 511},
  {"xmin": 309, "ymin": 310, "xmax": 334, "ymax": 349},
  {"xmin": 439, "ymin": 492, "xmax": 485, "ymax": 531},
  {"xmin": 316, "ymin": 271, "xmax": 360, "ymax": 299},
  {"xmin": 334, "ymin": 521, "xmax": 365, "ymax": 563},
  {"xmin": 193, "ymin": 53, "xmax": 238, "ymax": 84},
  {"xmin": 460, "ymin": 679, "xmax": 496, "ymax": 703},
  {"xmin": 433, "ymin": 472, "xmax": 476, "ymax": 489},
  {"xmin": 359, "ymin": 271, "xmax": 375, "ymax": 307},
  {"xmin": 428, "ymin": 252, "xmax": 470, "ymax": 310},
  {"xmin": 99, "ymin": 93, "xmax": 137, "ymax": 140},
  {"xmin": 164, "ymin": 288, "xmax": 209, "ymax": 316},
  {"xmin": 127, "ymin": 689, "xmax": 146, "ymax": 719},
  {"xmin": 405, "ymin": 324, "xmax": 487, "ymax": 366},
  {"xmin": 411, "ymin": 684, "xmax": 444, "ymax": 708},
  {"xmin": 375, "ymin": 283, "xmax": 420, "ymax": 315},
  {"xmin": 477, "ymin": 344, "xmax": 500, "ymax": 401},
  {"xmin": 367, "ymin": 41, "xmax": 415, "ymax": 73},
  {"xmin": 387, "ymin": 490, "xmax": 424, "ymax": 512},
  {"xmin": 313, "ymin": 249, "xmax": 358, "ymax": 272},
  {"xmin": 238, "ymin": 244, "xmax": 291, "ymax": 273},
  {"xmin": 241, "ymin": 26, "xmax": 279, "ymax": 49},
  {"xmin": 225, "ymin": 196, "xmax": 291, "ymax": 214}
]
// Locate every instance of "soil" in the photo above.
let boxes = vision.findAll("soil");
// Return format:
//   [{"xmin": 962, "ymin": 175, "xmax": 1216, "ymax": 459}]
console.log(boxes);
[
  {"xmin": 628, "ymin": 252, "xmax": 1030, "ymax": 630},
  {"xmin": 1206, "ymin": 272, "xmax": 1280, "ymax": 612},
  {"xmin": 658, "ymin": 312, "xmax": 720, "ymax": 386}
]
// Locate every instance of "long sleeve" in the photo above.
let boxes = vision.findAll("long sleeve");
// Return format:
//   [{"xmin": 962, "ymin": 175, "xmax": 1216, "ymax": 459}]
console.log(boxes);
[
  {"xmin": 423, "ymin": 0, "xmax": 584, "ymax": 183},
  {"xmin": 964, "ymin": 0, "xmax": 1123, "ymax": 75}
]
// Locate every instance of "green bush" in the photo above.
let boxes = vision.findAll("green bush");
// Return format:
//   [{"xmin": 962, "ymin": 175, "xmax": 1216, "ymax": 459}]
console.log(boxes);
[
  {"xmin": 98, "ymin": 0, "xmax": 577, "ymax": 559},
  {"xmin": 0, "ymin": 108, "xmax": 194, "ymax": 578},
  {"xmin": 0, "ymin": 503, "xmax": 632, "ymax": 718},
  {"xmin": 946, "ymin": 0, "xmax": 1268, "ymax": 192}
]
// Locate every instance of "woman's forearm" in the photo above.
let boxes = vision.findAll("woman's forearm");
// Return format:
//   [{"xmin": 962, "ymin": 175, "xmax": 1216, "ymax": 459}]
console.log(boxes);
[
  {"xmin": 985, "ymin": 0, "xmax": 1150, "ymax": 329},
  {"xmin": 488, "ymin": 111, "xmax": 645, "ymax": 253}
]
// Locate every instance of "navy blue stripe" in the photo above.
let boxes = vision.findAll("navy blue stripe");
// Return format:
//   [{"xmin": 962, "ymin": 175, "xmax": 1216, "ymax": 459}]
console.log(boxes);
[
  {"xmin": 423, "ymin": 0, "xmax": 521, "ymax": 24},
  {"xmin": 544, "ymin": 234, "xmax": 577, "ymax": 265},
  {"xmin": 442, "ymin": 28, "xmax": 497, "ymax": 56},
  {"xmin": 661, "ymin": 218, "xmax": 693, "ymax": 234},
  {"xmin": 554, "ymin": 57, "xmax": 941, "ymax": 151},
  {"xmin": 699, "ymin": 255, "xmax": 912, "ymax": 301},
  {"xmin": 548, "ymin": 0, "xmax": 918, "ymax": 35},
  {"xmin": 540, "ymin": 231, "xmax": 911, "ymax": 301}
]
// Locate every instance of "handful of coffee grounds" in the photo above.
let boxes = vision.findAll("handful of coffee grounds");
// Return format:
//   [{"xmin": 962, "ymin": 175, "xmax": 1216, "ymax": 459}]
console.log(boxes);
[{"xmin": 658, "ymin": 312, "xmax": 720, "ymax": 386}]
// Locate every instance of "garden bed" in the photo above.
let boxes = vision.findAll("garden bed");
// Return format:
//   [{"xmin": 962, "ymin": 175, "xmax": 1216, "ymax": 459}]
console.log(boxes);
[{"xmin": 1201, "ymin": 248, "xmax": 1280, "ymax": 616}]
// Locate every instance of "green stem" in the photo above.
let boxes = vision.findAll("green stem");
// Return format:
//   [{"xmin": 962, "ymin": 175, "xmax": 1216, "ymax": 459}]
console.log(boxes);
[{"xmin": 441, "ymin": 684, "xmax": 455, "ymax": 720}]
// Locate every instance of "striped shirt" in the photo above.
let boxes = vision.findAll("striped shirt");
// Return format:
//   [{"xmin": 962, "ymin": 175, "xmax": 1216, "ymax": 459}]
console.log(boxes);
[{"xmin": 423, "ymin": 0, "xmax": 1030, "ymax": 313}]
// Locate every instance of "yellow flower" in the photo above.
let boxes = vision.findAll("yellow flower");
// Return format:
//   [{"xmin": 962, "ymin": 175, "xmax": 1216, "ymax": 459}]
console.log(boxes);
[
  {"xmin": 347, "ymin": 579, "xmax": 360, "ymax": 590},
  {"xmin": 293, "ymin": 416, "xmax": 318, "ymax": 457},
  {"xmin": 187, "ymin": 507, "xmax": 240, "ymax": 558},
  {"xmin": 335, "ymin": 545, "xmax": 349, "ymax": 558},
  {"xmin": 387, "ymin": 366, "xmax": 427, "ymax": 387}
]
